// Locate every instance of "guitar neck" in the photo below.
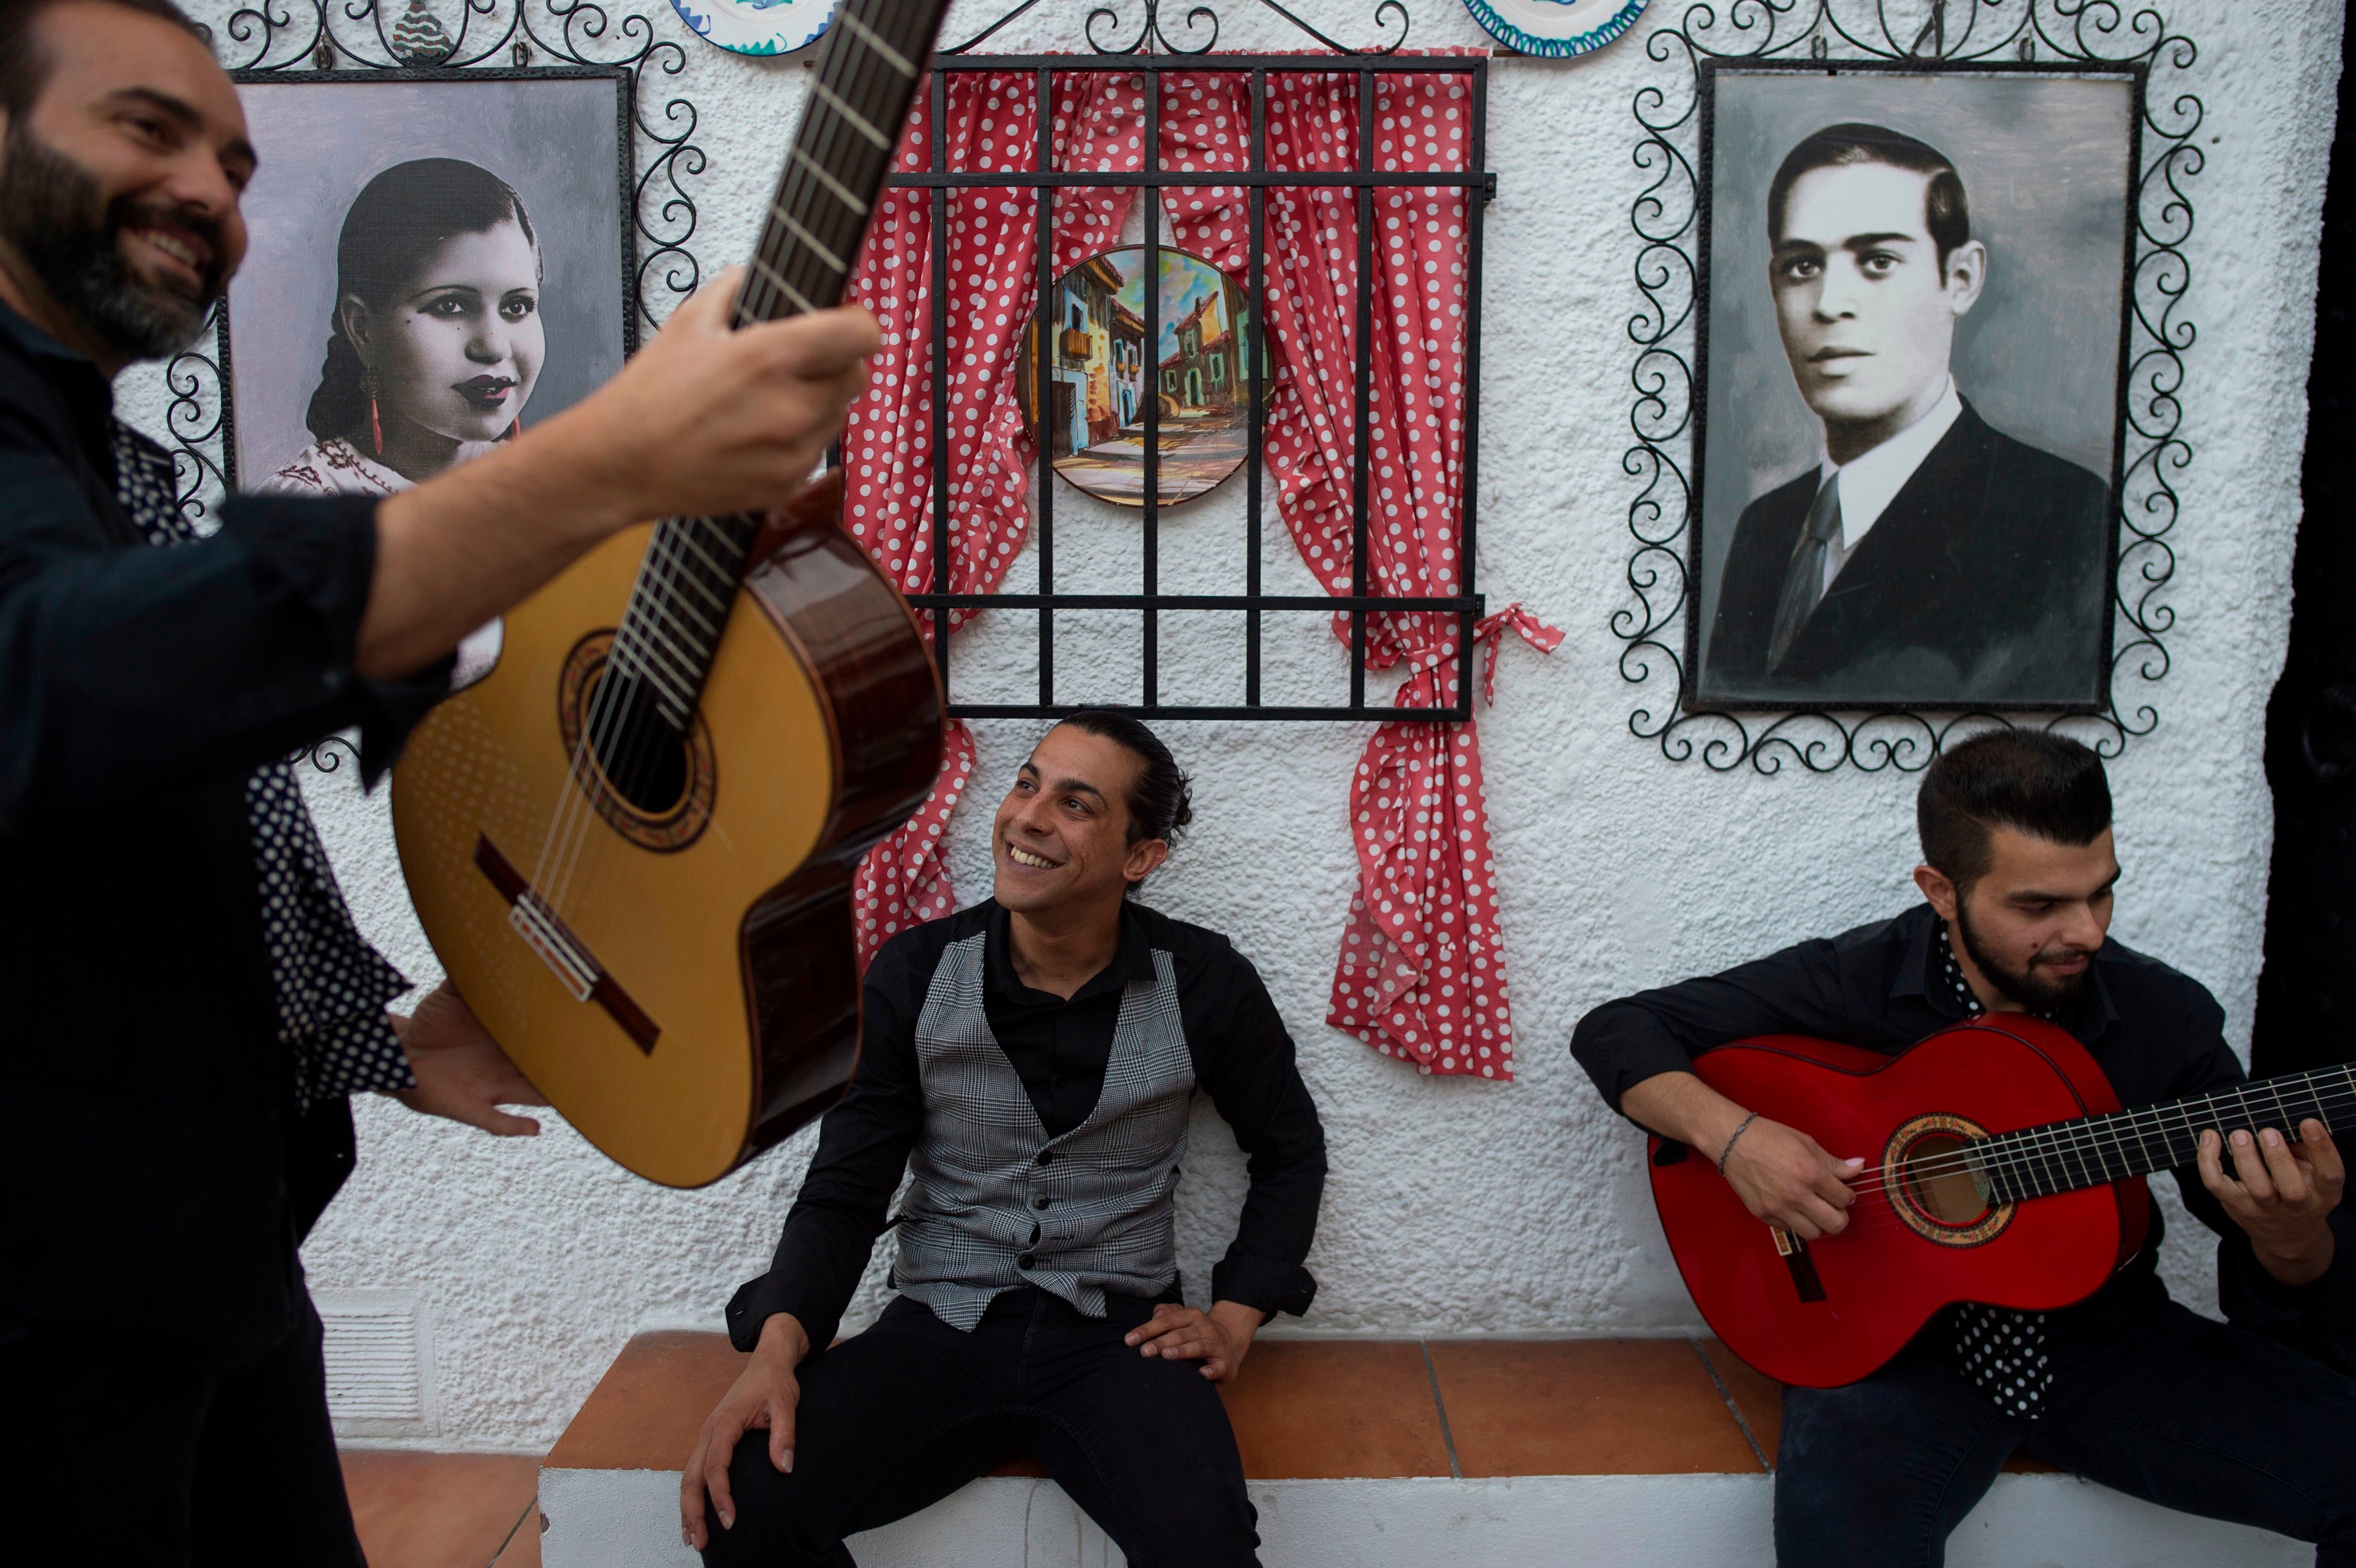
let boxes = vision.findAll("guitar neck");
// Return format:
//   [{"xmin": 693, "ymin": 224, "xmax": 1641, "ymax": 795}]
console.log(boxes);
[
  {"xmin": 612, "ymin": 0, "xmax": 948, "ymax": 734},
  {"xmin": 1979, "ymin": 1062, "xmax": 2356, "ymax": 1204},
  {"xmin": 734, "ymin": 1, "xmax": 938, "ymax": 328}
]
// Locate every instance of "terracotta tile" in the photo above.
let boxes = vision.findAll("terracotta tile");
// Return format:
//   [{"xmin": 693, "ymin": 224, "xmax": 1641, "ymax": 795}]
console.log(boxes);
[
  {"xmin": 1696, "ymin": 1337, "xmax": 1785, "ymax": 1467},
  {"xmin": 1430, "ymin": 1339, "xmax": 1762, "ymax": 1477},
  {"xmin": 1693, "ymin": 1338, "xmax": 2064, "ymax": 1474},
  {"xmin": 490, "ymin": 1500, "xmax": 545, "ymax": 1568},
  {"xmin": 340, "ymin": 1451, "xmax": 538, "ymax": 1568},
  {"xmin": 1215, "ymin": 1340, "xmax": 1452, "ymax": 1479},
  {"xmin": 545, "ymin": 1331, "xmax": 747, "ymax": 1472}
]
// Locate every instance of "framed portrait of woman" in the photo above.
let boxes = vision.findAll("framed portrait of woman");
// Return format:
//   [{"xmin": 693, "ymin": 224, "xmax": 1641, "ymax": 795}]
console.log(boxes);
[{"xmin": 221, "ymin": 67, "xmax": 634, "ymax": 616}]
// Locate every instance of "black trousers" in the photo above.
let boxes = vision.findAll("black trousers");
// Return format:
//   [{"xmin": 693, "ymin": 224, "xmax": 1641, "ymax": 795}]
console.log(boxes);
[
  {"xmin": 702, "ymin": 1287, "xmax": 1259, "ymax": 1568},
  {"xmin": 0, "ymin": 1293, "xmax": 363, "ymax": 1568},
  {"xmin": 1775, "ymin": 1292, "xmax": 2356, "ymax": 1567}
]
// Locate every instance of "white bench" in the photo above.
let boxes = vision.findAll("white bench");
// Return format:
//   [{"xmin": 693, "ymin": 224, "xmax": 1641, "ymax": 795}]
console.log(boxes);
[{"xmin": 538, "ymin": 1331, "xmax": 2305, "ymax": 1567}]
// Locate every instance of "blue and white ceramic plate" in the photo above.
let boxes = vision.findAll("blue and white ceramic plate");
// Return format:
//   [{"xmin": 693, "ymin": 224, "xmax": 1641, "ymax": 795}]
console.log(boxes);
[
  {"xmin": 1462, "ymin": 0, "xmax": 1649, "ymax": 58},
  {"xmin": 668, "ymin": 0, "xmax": 835, "ymax": 57}
]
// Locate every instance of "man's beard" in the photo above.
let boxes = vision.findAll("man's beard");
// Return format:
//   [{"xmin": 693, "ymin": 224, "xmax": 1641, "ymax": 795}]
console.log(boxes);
[
  {"xmin": 1954, "ymin": 899, "xmax": 2093, "ymax": 1015},
  {"xmin": 0, "ymin": 121, "xmax": 224, "ymax": 362}
]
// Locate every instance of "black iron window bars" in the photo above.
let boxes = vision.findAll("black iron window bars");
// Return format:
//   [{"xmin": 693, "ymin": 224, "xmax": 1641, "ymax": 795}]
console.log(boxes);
[{"xmin": 897, "ymin": 52, "xmax": 1491, "ymax": 722}]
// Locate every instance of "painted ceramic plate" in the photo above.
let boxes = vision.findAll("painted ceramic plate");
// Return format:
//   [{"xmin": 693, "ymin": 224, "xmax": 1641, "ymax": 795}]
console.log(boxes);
[
  {"xmin": 667, "ymin": 0, "xmax": 836, "ymax": 57},
  {"xmin": 1015, "ymin": 247, "xmax": 1255, "ymax": 510},
  {"xmin": 1462, "ymin": 0, "xmax": 1650, "ymax": 57}
]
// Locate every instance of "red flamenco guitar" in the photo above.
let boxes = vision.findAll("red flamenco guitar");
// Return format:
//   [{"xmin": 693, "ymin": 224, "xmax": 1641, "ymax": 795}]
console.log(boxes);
[{"xmin": 1649, "ymin": 1016, "xmax": 2356, "ymax": 1388}]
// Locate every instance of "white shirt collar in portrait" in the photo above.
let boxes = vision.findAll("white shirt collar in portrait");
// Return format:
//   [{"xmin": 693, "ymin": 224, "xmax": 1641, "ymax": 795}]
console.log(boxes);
[{"xmin": 1817, "ymin": 377, "xmax": 1964, "ymax": 592}]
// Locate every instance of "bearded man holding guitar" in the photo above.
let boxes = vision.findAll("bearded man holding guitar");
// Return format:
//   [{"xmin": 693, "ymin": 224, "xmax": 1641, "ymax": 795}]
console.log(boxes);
[
  {"xmin": 0, "ymin": 0, "xmax": 879, "ymax": 1558},
  {"xmin": 1573, "ymin": 730, "xmax": 2356, "ymax": 1566}
]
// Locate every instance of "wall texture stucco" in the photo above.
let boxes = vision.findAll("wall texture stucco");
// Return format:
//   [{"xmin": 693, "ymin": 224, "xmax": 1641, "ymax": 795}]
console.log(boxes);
[{"xmin": 117, "ymin": 0, "xmax": 2346, "ymax": 1450}]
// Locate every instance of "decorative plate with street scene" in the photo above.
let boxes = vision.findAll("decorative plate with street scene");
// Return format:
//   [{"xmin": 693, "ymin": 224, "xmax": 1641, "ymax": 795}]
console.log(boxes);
[
  {"xmin": 1017, "ymin": 247, "xmax": 1255, "ymax": 510},
  {"xmin": 1461, "ymin": 0, "xmax": 1649, "ymax": 57},
  {"xmin": 666, "ymin": 0, "xmax": 835, "ymax": 57}
]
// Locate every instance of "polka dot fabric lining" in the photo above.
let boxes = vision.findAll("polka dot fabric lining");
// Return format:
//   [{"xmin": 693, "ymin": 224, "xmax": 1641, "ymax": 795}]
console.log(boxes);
[
  {"xmin": 1155, "ymin": 63, "xmax": 1560, "ymax": 1078},
  {"xmin": 841, "ymin": 62, "xmax": 1558, "ymax": 1082},
  {"xmin": 842, "ymin": 71, "xmax": 1148, "ymax": 970}
]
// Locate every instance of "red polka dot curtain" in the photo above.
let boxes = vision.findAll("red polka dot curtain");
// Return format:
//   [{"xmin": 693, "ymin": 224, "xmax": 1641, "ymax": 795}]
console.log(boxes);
[
  {"xmin": 838, "ymin": 59, "xmax": 1555, "ymax": 1082},
  {"xmin": 1154, "ymin": 64, "xmax": 1559, "ymax": 1079}
]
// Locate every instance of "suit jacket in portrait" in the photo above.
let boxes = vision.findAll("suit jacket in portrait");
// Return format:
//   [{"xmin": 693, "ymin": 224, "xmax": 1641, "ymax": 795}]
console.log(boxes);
[{"xmin": 1700, "ymin": 399, "xmax": 2112, "ymax": 707}]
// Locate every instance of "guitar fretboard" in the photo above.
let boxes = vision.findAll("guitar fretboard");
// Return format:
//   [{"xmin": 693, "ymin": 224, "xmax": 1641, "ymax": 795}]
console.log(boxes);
[
  {"xmin": 607, "ymin": 0, "xmax": 943, "ymax": 732},
  {"xmin": 1976, "ymin": 1061, "xmax": 2356, "ymax": 1204}
]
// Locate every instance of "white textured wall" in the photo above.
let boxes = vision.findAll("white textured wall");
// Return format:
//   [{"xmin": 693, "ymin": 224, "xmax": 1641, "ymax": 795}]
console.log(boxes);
[{"xmin": 120, "ymin": 0, "xmax": 2346, "ymax": 1450}]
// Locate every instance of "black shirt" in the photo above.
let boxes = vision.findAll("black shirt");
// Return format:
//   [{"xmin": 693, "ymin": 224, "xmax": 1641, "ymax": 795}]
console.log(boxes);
[
  {"xmin": 0, "ymin": 302, "xmax": 444, "ymax": 1351},
  {"xmin": 727, "ymin": 899, "xmax": 1328, "ymax": 1352},
  {"xmin": 1570, "ymin": 902, "xmax": 2356, "ymax": 1337}
]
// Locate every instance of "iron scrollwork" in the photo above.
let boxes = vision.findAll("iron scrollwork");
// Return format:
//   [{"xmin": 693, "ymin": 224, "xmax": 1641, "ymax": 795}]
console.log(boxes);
[
  {"xmin": 942, "ymin": 0, "xmax": 1413, "ymax": 55},
  {"xmin": 167, "ymin": 0, "xmax": 708, "ymax": 775},
  {"xmin": 1613, "ymin": 0, "xmax": 2200, "ymax": 774},
  {"xmin": 165, "ymin": 0, "xmax": 705, "ymax": 523}
]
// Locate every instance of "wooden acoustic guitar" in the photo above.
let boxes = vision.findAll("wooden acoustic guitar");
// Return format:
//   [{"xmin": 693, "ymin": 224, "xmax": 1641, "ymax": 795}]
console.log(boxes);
[
  {"xmin": 1649, "ymin": 1017, "xmax": 2356, "ymax": 1387},
  {"xmin": 390, "ymin": 0, "xmax": 954, "ymax": 1188}
]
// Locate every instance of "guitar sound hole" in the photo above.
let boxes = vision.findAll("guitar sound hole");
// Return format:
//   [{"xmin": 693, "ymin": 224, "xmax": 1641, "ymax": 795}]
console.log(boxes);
[
  {"xmin": 1901, "ymin": 1133, "xmax": 1989, "ymax": 1227},
  {"xmin": 586, "ymin": 673, "xmax": 692, "ymax": 816}
]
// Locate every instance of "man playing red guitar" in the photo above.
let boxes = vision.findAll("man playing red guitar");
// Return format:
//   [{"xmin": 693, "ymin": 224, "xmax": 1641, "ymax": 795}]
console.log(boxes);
[{"xmin": 1573, "ymin": 730, "xmax": 2356, "ymax": 1566}]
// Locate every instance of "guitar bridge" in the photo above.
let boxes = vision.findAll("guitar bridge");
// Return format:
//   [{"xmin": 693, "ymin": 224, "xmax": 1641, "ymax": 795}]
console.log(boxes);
[
  {"xmin": 1770, "ymin": 1226, "xmax": 1829, "ymax": 1304},
  {"xmin": 509, "ymin": 895, "xmax": 597, "ymax": 1002},
  {"xmin": 473, "ymin": 834, "xmax": 662, "ymax": 1054}
]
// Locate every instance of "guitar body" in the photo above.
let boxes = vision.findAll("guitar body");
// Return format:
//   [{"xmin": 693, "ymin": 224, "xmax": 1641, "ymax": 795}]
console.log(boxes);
[
  {"xmin": 391, "ymin": 503, "xmax": 940, "ymax": 1188},
  {"xmin": 1649, "ymin": 1019, "xmax": 2151, "ymax": 1388}
]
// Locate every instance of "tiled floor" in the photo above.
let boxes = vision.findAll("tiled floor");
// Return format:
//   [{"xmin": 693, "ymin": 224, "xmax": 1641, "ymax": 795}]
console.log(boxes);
[{"xmin": 339, "ymin": 1450, "xmax": 543, "ymax": 1568}]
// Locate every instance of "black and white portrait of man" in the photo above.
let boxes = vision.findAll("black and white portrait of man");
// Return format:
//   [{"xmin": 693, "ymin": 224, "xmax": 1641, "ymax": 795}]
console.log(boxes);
[{"xmin": 1693, "ymin": 69, "xmax": 2135, "ymax": 709}]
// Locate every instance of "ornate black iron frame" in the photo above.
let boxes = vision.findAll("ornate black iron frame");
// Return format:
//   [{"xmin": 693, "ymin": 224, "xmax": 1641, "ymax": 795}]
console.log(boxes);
[
  {"xmin": 907, "ymin": 0, "xmax": 1490, "ymax": 723},
  {"xmin": 164, "ymin": 0, "xmax": 701, "ymax": 527},
  {"xmin": 1614, "ymin": 0, "xmax": 2200, "ymax": 773}
]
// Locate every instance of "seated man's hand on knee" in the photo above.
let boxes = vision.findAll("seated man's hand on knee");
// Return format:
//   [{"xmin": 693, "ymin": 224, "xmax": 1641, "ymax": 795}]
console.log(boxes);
[
  {"xmin": 683, "ymin": 1313, "xmax": 810, "ymax": 1551},
  {"xmin": 1125, "ymin": 1301, "xmax": 1266, "ymax": 1383}
]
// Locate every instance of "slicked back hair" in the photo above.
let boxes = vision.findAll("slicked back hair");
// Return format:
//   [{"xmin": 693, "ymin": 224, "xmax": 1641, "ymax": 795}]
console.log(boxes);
[
  {"xmin": 0, "ymin": 0, "xmax": 210, "ymax": 123},
  {"xmin": 1917, "ymin": 730, "xmax": 2112, "ymax": 896},
  {"xmin": 1050, "ymin": 711, "xmax": 1192, "ymax": 897},
  {"xmin": 1768, "ymin": 121, "xmax": 1973, "ymax": 274}
]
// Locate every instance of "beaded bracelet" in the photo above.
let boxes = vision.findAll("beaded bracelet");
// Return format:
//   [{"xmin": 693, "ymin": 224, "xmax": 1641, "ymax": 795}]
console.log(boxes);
[{"xmin": 1716, "ymin": 1112, "xmax": 1760, "ymax": 1177}]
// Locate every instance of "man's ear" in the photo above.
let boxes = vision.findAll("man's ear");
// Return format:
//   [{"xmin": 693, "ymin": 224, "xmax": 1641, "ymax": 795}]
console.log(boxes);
[
  {"xmin": 1942, "ymin": 239, "xmax": 1988, "ymax": 317},
  {"xmin": 1123, "ymin": 836, "xmax": 1170, "ymax": 890},
  {"xmin": 1913, "ymin": 863, "xmax": 1961, "ymax": 923}
]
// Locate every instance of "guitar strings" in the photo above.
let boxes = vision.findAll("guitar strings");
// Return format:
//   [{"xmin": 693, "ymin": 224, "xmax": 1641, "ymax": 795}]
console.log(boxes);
[
  {"xmin": 1755, "ymin": 1073, "xmax": 2356, "ymax": 1244},
  {"xmin": 532, "ymin": 0, "xmax": 912, "ymax": 940},
  {"xmin": 1887, "ymin": 1072, "xmax": 2356, "ymax": 1195}
]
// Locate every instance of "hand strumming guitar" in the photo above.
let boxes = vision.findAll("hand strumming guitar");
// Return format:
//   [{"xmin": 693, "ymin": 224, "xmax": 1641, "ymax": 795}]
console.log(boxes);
[
  {"xmin": 2199, "ymin": 1119, "xmax": 2346, "ymax": 1287},
  {"xmin": 1621, "ymin": 1070, "xmax": 1865, "ymax": 1241}
]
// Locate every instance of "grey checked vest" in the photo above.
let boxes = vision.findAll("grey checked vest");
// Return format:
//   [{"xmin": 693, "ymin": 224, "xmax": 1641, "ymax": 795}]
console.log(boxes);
[{"xmin": 894, "ymin": 931, "xmax": 1196, "ymax": 1328}]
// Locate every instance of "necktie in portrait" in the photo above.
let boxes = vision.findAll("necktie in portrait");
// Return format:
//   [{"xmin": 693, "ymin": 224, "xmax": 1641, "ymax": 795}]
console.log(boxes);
[{"xmin": 1766, "ymin": 470, "xmax": 1845, "ymax": 673}]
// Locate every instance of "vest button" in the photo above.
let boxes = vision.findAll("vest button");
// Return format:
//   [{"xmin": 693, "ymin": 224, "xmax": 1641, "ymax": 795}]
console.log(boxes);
[
  {"xmin": 1036, "ymin": 1149, "xmax": 1054, "ymax": 1166},
  {"xmin": 1018, "ymin": 1253, "xmax": 1037, "ymax": 1269},
  {"xmin": 1034, "ymin": 1196, "xmax": 1051, "ymax": 1209}
]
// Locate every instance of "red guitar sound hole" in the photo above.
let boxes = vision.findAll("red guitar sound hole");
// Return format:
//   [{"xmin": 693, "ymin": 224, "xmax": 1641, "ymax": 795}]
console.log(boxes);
[{"xmin": 1881, "ymin": 1114, "xmax": 2014, "ymax": 1247}]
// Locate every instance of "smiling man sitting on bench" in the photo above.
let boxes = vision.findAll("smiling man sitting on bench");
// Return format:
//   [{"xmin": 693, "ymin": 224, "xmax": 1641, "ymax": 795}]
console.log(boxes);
[{"xmin": 681, "ymin": 712, "xmax": 1327, "ymax": 1568}]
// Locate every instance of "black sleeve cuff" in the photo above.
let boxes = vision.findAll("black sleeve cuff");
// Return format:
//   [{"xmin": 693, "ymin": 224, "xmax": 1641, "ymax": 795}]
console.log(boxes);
[
  {"xmin": 219, "ymin": 492, "xmax": 452, "ymax": 782},
  {"xmin": 724, "ymin": 1270, "xmax": 851, "ymax": 1355},
  {"xmin": 2218, "ymin": 1207, "xmax": 2356, "ymax": 1337},
  {"xmin": 1212, "ymin": 1255, "xmax": 1318, "ymax": 1320}
]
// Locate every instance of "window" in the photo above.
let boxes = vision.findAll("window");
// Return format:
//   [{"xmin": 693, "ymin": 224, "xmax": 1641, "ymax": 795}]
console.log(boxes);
[{"xmin": 898, "ymin": 55, "xmax": 1492, "ymax": 721}]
